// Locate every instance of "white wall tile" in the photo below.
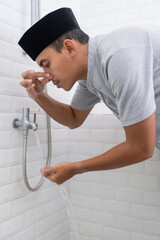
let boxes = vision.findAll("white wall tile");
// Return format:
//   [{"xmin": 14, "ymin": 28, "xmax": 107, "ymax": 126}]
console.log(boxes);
[
  {"xmin": 69, "ymin": 142, "xmax": 104, "ymax": 155},
  {"xmin": 117, "ymin": 215, "xmax": 144, "ymax": 232},
  {"xmin": 0, "ymin": 0, "xmax": 30, "ymax": 16},
  {"xmin": 81, "ymin": 114, "xmax": 104, "ymax": 129},
  {"xmin": 145, "ymin": 220, "xmax": 160, "ymax": 235},
  {"xmin": 116, "ymin": 187, "xmax": 145, "ymax": 203},
  {"xmin": 70, "ymin": 180, "xmax": 115, "ymax": 199},
  {"xmin": 0, "ymin": 181, "xmax": 25, "ymax": 204},
  {"xmin": 25, "ymin": 205, "xmax": 46, "ymax": 227},
  {"xmin": 103, "ymin": 226, "xmax": 130, "ymax": 240},
  {"xmin": 130, "ymin": 174, "xmax": 159, "ymax": 191},
  {"xmin": 58, "ymin": 233, "xmax": 70, "ymax": 240},
  {"xmin": 141, "ymin": 4, "xmax": 160, "ymax": 19},
  {"xmin": 73, "ymin": 170, "xmax": 104, "ymax": 183},
  {"xmin": 0, "ymin": 166, "xmax": 12, "ymax": 184},
  {"xmin": 12, "ymin": 194, "xmax": 36, "ymax": 216},
  {"xmin": 145, "ymin": 191, "xmax": 160, "ymax": 207},
  {"xmin": 131, "ymin": 203, "xmax": 160, "ymax": 220},
  {"xmin": 0, "ymin": 4, "xmax": 28, "ymax": 29},
  {"xmin": 43, "ymin": 219, "xmax": 69, "ymax": 240},
  {"xmin": 78, "ymin": 221, "xmax": 103, "ymax": 239},
  {"xmin": 104, "ymin": 199, "xmax": 130, "ymax": 215},
  {"xmin": 131, "ymin": 232, "xmax": 159, "ymax": 240},
  {"xmin": 104, "ymin": 171, "xmax": 130, "ymax": 187},
  {"xmin": 11, "ymin": 226, "xmax": 35, "ymax": 240},
  {"xmin": 115, "ymin": 8, "xmax": 140, "ymax": 25},
  {"xmin": 0, "ymin": 215, "xmax": 24, "ymax": 239},
  {"xmin": 127, "ymin": 0, "xmax": 153, "ymax": 8},
  {"xmin": 0, "ymin": 202, "xmax": 12, "ymax": 222},
  {"xmin": 145, "ymin": 160, "xmax": 160, "ymax": 175},
  {"xmin": 70, "ymin": 193, "xmax": 103, "ymax": 211}
]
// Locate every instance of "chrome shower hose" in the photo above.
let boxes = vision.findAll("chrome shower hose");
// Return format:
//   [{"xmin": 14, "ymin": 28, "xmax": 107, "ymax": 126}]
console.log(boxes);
[{"xmin": 22, "ymin": 88, "xmax": 52, "ymax": 192}]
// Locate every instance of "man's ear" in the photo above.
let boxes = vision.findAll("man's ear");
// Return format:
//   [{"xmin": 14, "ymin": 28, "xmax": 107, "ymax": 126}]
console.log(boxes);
[{"xmin": 63, "ymin": 39, "xmax": 76, "ymax": 56}]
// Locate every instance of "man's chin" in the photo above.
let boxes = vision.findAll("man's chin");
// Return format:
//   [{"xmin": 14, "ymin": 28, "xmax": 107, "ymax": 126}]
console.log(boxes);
[
  {"xmin": 64, "ymin": 88, "xmax": 71, "ymax": 92},
  {"xmin": 63, "ymin": 85, "xmax": 73, "ymax": 92}
]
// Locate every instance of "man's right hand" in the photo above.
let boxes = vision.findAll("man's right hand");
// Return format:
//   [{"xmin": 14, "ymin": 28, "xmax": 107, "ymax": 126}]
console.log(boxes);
[{"xmin": 20, "ymin": 70, "xmax": 52, "ymax": 100}]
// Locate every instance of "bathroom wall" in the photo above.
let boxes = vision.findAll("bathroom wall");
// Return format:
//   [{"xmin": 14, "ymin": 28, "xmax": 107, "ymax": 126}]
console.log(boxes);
[
  {"xmin": 0, "ymin": 0, "xmax": 78, "ymax": 240},
  {"xmin": 1, "ymin": 1, "xmax": 160, "ymax": 240},
  {"xmin": 68, "ymin": 0, "xmax": 160, "ymax": 240}
]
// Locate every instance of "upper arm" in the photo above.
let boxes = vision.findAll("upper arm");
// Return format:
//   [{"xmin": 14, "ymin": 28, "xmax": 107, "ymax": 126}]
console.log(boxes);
[
  {"xmin": 124, "ymin": 112, "xmax": 156, "ymax": 157},
  {"xmin": 70, "ymin": 80, "xmax": 100, "ymax": 128},
  {"xmin": 70, "ymin": 80, "xmax": 100, "ymax": 111},
  {"xmin": 70, "ymin": 106, "xmax": 93, "ymax": 129}
]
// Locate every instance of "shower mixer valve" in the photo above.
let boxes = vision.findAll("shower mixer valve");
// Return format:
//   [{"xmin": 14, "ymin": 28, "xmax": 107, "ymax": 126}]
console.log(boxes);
[{"xmin": 12, "ymin": 108, "xmax": 38, "ymax": 136}]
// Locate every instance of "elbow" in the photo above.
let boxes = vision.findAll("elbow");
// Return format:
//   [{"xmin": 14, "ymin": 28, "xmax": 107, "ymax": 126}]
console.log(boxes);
[
  {"xmin": 143, "ymin": 149, "xmax": 154, "ymax": 160},
  {"xmin": 140, "ymin": 145, "xmax": 154, "ymax": 160},
  {"xmin": 69, "ymin": 125, "xmax": 78, "ymax": 130},
  {"xmin": 143, "ymin": 140, "xmax": 155, "ymax": 160},
  {"xmin": 68, "ymin": 118, "xmax": 84, "ymax": 130},
  {"xmin": 68, "ymin": 123, "xmax": 81, "ymax": 130},
  {"xmin": 128, "ymin": 141, "xmax": 155, "ymax": 163}
]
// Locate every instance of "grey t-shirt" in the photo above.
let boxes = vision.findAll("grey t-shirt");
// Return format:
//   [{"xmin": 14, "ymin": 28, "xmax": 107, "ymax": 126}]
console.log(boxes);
[{"xmin": 71, "ymin": 25, "xmax": 160, "ymax": 149}]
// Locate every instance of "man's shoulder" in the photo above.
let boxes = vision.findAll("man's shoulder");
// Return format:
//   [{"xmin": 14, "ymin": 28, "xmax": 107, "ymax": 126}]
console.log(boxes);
[
  {"xmin": 95, "ymin": 24, "xmax": 157, "ymax": 41},
  {"xmin": 92, "ymin": 25, "xmax": 153, "ymax": 60}
]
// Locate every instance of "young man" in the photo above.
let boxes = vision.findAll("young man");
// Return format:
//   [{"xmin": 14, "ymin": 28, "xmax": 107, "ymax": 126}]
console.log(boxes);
[{"xmin": 19, "ymin": 7, "xmax": 159, "ymax": 185}]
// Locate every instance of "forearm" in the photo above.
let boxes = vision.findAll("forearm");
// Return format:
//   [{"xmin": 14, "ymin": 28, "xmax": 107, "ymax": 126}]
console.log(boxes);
[
  {"xmin": 73, "ymin": 141, "xmax": 150, "ymax": 174},
  {"xmin": 35, "ymin": 92, "xmax": 76, "ymax": 128}
]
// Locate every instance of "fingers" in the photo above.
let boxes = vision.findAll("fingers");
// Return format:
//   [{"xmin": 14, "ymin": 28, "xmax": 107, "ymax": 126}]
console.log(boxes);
[
  {"xmin": 26, "ymin": 83, "xmax": 36, "ymax": 96},
  {"xmin": 21, "ymin": 70, "xmax": 35, "ymax": 79},
  {"xmin": 31, "ymin": 72, "xmax": 50, "ymax": 80},
  {"xmin": 43, "ymin": 171, "xmax": 61, "ymax": 185},
  {"xmin": 40, "ymin": 166, "xmax": 55, "ymax": 177},
  {"xmin": 20, "ymin": 79, "xmax": 33, "ymax": 88},
  {"xmin": 40, "ymin": 166, "xmax": 59, "ymax": 183},
  {"xmin": 20, "ymin": 76, "xmax": 51, "ymax": 89},
  {"xmin": 22, "ymin": 70, "xmax": 51, "ymax": 80}
]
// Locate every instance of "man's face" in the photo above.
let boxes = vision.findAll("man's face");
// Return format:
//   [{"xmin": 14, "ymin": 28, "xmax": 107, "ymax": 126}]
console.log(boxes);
[{"xmin": 36, "ymin": 43, "xmax": 78, "ymax": 91}]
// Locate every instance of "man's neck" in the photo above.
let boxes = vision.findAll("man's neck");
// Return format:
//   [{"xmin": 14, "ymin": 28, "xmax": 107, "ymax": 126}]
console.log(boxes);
[{"xmin": 79, "ymin": 43, "xmax": 88, "ymax": 80}]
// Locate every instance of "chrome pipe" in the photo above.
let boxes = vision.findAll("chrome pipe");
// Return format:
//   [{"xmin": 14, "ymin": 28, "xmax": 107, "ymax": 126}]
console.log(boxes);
[
  {"xmin": 31, "ymin": 0, "xmax": 36, "ymax": 26},
  {"xmin": 37, "ymin": 0, "xmax": 41, "ymax": 21},
  {"xmin": 31, "ymin": 0, "xmax": 41, "ymax": 24}
]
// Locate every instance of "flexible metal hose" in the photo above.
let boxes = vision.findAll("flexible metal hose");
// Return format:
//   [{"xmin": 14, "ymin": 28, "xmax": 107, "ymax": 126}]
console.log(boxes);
[
  {"xmin": 22, "ymin": 95, "xmax": 52, "ymax": 191},
  {"xmin": 22, "ymin": 136, "xmax": 44, "ymax": 191}
]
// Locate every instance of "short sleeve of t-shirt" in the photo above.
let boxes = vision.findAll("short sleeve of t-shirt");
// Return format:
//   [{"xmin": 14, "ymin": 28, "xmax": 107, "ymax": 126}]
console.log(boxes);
[
  {"xmin": 108, "ymin": 45, "xmax": 156, "ymax": 126},
  {"xmin": 70, "ymin": 80, "xmax": 100, "ymax": 110}
]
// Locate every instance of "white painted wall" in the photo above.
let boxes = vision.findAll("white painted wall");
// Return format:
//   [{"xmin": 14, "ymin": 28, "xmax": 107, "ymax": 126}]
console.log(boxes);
[{"xmin": 1, "ymin": 1, "xmax": 160, "ymax": 240}]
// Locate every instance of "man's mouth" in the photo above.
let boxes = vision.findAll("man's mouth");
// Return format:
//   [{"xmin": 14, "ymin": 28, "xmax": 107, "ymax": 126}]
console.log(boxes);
[
  {"xmin": 53, "ymin": 80, "xmax": 60, "ymax": 85},
  {"xmin": 53, "ymin": 80, "xmax": 61, "ymax": 88}
]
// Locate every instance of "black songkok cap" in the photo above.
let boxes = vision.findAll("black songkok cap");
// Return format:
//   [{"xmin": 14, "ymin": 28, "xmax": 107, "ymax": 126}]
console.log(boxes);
[{"xmin": 18, "ymin": 7, "xmax": 80, "ymax": 61}]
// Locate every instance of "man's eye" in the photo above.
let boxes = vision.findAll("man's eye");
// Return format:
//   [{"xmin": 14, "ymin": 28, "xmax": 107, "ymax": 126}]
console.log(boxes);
[{"xmin": 45, "ymin": 64, "xmax": 50, "ymax": 68}]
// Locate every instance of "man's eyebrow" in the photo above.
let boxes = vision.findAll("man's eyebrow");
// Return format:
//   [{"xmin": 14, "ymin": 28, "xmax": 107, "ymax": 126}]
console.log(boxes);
[{"xmin": 39, "ymin": 59, "xmax": 47, "ymax": 67}]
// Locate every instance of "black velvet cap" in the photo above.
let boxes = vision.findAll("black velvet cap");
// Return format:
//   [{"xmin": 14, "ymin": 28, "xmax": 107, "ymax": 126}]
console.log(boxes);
[{"xmin": 18, "ymin": 7, "xmax": 80, "ymax": 61}]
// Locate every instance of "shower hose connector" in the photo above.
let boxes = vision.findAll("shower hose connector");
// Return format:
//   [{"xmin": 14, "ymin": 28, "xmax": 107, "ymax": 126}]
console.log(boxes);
[{"xmin": 12, "ymin": 108, "xmax": 38, "ymax": 136}]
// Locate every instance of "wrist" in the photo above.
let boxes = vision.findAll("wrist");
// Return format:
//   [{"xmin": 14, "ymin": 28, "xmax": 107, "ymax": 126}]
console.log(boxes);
[
  {"xmin": 35, "ymin": 92, "xmax": 46, "ymax": 103},
  {"xmin": 71, "ymin": 161, "xmax": 84, "ymax": 175}
]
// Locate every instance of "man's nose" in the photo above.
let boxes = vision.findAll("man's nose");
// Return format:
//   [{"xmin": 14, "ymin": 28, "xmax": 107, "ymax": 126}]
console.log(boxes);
[{"xmin": 43, "ymin": 69, "xmax": 53, "ymax": 79}]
